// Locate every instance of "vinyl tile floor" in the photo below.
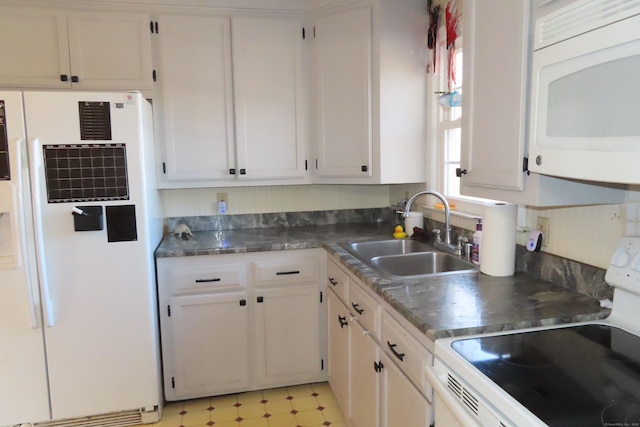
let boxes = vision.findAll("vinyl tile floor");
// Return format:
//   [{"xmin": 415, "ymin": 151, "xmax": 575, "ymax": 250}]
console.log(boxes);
[{"xmin": 147, "ymin": 382, "xmax": 347, "ymax": 427}]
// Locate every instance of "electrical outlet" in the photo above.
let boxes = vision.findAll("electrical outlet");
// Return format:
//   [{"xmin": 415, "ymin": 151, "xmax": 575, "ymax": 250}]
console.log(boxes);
[
  {"xmin": 536, "ymin": 216, "xmax": 550, "ymax": 247},
  {"xmin": 216, "ymin": 193, "xmax": 228, "ymax": 214}
]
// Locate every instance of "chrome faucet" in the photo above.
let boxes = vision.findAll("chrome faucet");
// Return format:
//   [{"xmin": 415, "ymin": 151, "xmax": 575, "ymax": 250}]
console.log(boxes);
[{"xmin": 404, "ymin": 190, "xmax": 453, "ymax": 249}]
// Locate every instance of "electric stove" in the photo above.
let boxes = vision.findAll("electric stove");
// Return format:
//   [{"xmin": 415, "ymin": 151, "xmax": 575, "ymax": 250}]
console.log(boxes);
[{"xmin": 427, "ymin": 237, "xmax": 640, "ymax": 427}]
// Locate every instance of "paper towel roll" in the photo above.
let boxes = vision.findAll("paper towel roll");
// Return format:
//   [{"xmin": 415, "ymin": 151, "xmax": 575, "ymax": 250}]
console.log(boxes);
[{"xmin": 480, "ymin": 202, "xmax": 517, "ymax": 277}]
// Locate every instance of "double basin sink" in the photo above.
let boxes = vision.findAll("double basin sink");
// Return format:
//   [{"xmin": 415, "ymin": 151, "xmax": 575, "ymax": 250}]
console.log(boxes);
[{"xmin": 338, "ymin": 239, "xmax": 478, "ymax": 280}]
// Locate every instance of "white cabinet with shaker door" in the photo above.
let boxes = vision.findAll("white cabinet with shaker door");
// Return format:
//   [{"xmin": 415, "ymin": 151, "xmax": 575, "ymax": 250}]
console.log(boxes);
[
  {"xmin": 459, "ymin": 0, "xmax": 624, "ymax": 206},
  {"xmin": 157, "ymin": 249, "xmax": 326, "ymax": 401},
  {"xmin": 0, "ymin": 7, "xmax": 153, "ymax": 90},
  {"xmin": 154, "ymin": 14, "xmax": 308, "ymax": 188},
  {"xmin": 313, "ymin": 0, "xmax": 427, "ymax": 184},
  {"xmin": 326, "ymin": 257, "xmax": 433, "ymax": 427}
]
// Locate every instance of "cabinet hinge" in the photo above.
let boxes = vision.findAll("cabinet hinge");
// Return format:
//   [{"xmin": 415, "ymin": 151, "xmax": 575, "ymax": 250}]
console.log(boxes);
[
  {"xmin": 523, "ymin": 157, "xmax": 530, "ymax": 175},
  {"xmin": 153, "ymin": 69, "xmax": 157, "ymax": 82},
  {"xmin": 162, "ymin": 162, "xmax": 167, "ymax": 174},
  {"xmin": 171, "ymin": 377, "xmax": 175, "ymax": 389},
  {"xmin": 361, "ymin": 165, "xmax": 368, "ymax": 172},
  {"xmin": 167, "ymin": 305, "xmax": 171, "ymax": 317},
  {"xmin": 320, "ymin": 291, "xmax": 323, "ymax": 303}
]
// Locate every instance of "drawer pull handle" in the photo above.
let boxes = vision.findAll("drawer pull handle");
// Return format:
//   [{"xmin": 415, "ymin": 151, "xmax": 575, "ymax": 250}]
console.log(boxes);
[
  {"xmin": 387, "ymin": 341, "xmax": 405, "ymax": 362},
  {"xmin": 338, "ymin": 315, "xmax": 348, "ymax": 328},
  {"xmin": 195, "ymin": 278, "xmax": 221, "ymax": 283},
  {"xmin": 351, "ymin": 302, "xmax": 364, "ymax": 315},
  {"xmin": 276, "ymin": 270, "xmax": 300, "ymax": 276},
  {"xmin": 329, "ymin": 277, "xmax": 338, "ymax": 286}
]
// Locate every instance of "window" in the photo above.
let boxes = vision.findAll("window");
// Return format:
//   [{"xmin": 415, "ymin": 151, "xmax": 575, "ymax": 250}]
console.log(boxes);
[{"xmin": 431, "ymin": 34, "xmax": 463, "ymax": 198}]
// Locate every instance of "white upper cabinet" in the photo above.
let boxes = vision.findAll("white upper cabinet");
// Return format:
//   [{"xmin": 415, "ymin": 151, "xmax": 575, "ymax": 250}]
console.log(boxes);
[
  {"xmin": 154, "ymin": 14, "xmax": 309, "ymax": 188},
  {"xmin": 314, "ymin": 7, "xmax": 372, "ymax": 180},
  {"xmin": 459, "ymin": 0, "xmax": 625, "ymax": 206},
  {"xmin": 313, "ymin": 0, "xmax": 428, "ymax": 184},
  {"xmin": 0, "ymin": 7, "xmax": 153, "ymax": 90},
  {"xmin": 232, "ymin": 17, "xmax": 307, "ymax": 181},
  {"xmin": 155, "ymin": 14, "xmax": 235, "ymax": 182}
]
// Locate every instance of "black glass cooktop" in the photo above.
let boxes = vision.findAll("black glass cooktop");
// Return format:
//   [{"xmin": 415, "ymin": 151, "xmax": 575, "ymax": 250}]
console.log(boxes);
[{"xmin": 452, "ymin": 324, "xmax": 640, "ymax": 427}]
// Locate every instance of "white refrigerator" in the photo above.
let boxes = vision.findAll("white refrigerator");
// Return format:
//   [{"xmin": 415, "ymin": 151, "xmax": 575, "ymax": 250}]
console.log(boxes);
[{"xmin": 0, "ymin": 91, "xmax": 162, "ymax": 426}]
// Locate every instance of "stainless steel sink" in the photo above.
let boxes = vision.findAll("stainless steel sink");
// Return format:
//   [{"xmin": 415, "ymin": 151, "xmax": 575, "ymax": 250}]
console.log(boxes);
[
  {"xmin": 371, "ymin": 252, "xmax": 476, "ymax": 277},
  {"xmin": 342, "ymin": 239, "xmax": 432, "ymax": 259},
  {"xmin": 338, "ymin": 239, "xmax": 478, "ymax": 279}
]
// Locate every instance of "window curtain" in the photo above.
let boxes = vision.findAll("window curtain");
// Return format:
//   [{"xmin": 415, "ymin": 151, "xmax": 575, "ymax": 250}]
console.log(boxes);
[{"xmin": 427, "ymin": 0, "xmax": 461, "ymax": 92}]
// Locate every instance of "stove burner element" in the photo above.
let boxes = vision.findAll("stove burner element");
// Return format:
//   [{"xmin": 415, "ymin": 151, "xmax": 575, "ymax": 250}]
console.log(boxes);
[
  {"xmin": 491, "ymin": 341, "xmax": 558, "ymax": 368},
  {"xmin": 601, "ymin": 400, "xmax": 640, "ymax": 426}
]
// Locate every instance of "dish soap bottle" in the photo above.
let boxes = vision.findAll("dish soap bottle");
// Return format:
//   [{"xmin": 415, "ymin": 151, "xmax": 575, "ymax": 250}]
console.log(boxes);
[{"xmin": 472, "ymin": 219, "xmax": 482, "ymax": 265}]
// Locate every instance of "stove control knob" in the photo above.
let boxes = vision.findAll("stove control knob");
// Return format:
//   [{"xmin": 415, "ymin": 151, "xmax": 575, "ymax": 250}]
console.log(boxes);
[{"xmin": 610, "ymin": 248, "xmax": 631, "ymax": 268}]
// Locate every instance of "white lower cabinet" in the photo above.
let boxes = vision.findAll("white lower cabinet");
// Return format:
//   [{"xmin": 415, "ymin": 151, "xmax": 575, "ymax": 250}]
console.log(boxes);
[
  {"xmin": 380, "ymin": 351, "xmax": 432, "ymax": 427},
  {"xmin": 157, "ymin": 249, "xmax": 326, "ymax": 401},
  {"xmin": 327, "ymin": 289, "xmax": 352, "ymax": 417},
  {"xmin": 169, "ymin": 292, "xmax": 251, "ymax": 398},
  {"xmin": 350, "ymin": 319, "xmax": 380, "ymax": 427},
  {"xmin": 326, "ymin": 257, "xmax": 433, "ymax": 427},
  {"xmin": 254, "ymin": 286, "xmax": 322, "ymax": 388}
]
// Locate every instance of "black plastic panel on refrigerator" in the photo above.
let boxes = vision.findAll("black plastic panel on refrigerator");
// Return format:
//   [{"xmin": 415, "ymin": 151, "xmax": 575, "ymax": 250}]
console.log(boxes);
[
  {"xmin": 79, "ymin": 101, "xmax": 112, "ymax": 141},
  {"xmin": 43, "ymin": 144, "xmax": 129, "ymax": 203},
  {"xmin": 0, "ymin": 101, "xmax": 10, "ymax": 180},
  {"xmin": 106, "ymin": 205, "xmax": 137, "ymax": 242}
]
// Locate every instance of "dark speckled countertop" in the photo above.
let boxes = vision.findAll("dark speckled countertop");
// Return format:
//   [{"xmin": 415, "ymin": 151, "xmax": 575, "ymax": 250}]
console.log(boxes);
[{"xmin": 156, "ymin": 222, "xmax": 610, "ymax": 343}]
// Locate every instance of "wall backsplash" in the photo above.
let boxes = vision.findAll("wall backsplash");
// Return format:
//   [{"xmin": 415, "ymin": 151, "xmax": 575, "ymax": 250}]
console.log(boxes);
[{"xmin": 160, "ymin": 184, "xmax": 638, "ymax": 270}]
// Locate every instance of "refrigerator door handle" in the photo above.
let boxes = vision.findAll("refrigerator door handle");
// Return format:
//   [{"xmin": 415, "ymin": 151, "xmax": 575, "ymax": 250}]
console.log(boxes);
[
  {"xmin": 14, "ymin": 138, "xmax": 39, "ymax": 329},
  {"xmin": 28, "ymin": 138, "xmax": 55, "ymax": 327}
]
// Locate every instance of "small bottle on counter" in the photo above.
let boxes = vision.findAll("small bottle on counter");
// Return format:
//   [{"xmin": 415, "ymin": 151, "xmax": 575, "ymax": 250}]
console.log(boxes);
[{"xmin": 472, "ymin": 219, "xmax": 482, "ymax": 265}]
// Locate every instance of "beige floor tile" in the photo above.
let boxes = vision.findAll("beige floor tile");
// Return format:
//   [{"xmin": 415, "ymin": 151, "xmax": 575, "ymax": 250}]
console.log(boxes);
[
  {"xmin": 315, "ymin": 393, "xmax": 339, "ymax": 408},
  {"xmin": 182, "ymin": 409, "xmax": 211, "ymax": 425},
  {"xmin": 264, "ymin": 412, "xmax": 298, "ymax": 427},
  {"xmin": 294, "ymin": 408, "xmax": 326, "ymax": 426},
  {"xmin": 261, "ymin": 386, "xmax": 291, "ymax": 401},
  {"xmin": 155, "ymin": 413, "xmax": 182, "ymax": 427},
  {"xmin": 240, "ymin": 416, "xmax": 270, "ymax": 427},
  {"xmin": 264, "ymin": 399, "xmax": 293, "ymax": 415},
  {"xmin": 238, "ymin": 402, "xmax": 267, "ymax": 419},
  {"xmin": 290, "ymin": 395, "xmax": 320, "ymax": 412},
  {"xmin": 321, "ymin": 406, "xmax": 346, "ymax": 423},
  {"xmin": 211, "ymin": 406, "xmax": 241, "ymax": 423},
  {"xmin": 212, "ymin": 421, "xmax": 241, "ymax": 427}
]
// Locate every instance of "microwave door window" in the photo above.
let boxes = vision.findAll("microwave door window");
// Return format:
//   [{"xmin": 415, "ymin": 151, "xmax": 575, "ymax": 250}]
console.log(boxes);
[{"xmin": 545, "ymin": 54, "xmax": 640, "ymax": 141}]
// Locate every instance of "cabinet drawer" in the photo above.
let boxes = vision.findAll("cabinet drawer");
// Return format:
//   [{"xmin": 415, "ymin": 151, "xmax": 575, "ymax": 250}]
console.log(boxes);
[
  {"xmin": 168, "ymin": 262, "xmax": 247, "ymax": 293},
  {"xmin": 381, "ymin": 310, "xmax": 433, "ymax": 398},
  {"xmin": 327, "ymin": 260, "xmax": 349, "ymax": 303},
  {"xmin": 254, "ymin": 256, "xmax": 320, "ymax": 286},
  {"xmin": 348, "ymin": 281, "xmax": 379, "ymax": 337}
]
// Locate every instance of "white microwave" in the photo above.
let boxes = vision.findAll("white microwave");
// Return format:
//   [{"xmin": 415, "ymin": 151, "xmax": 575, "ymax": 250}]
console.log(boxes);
[{"xmin": 528, "ymin": 0, "xmax": 640, "ymax": 184}]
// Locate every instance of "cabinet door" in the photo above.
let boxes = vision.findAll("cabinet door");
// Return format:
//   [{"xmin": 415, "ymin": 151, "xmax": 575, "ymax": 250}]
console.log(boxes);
[
  {"xmin": 155, "ymin": 15, "xmax": 235, "ymax": 183},
  {"xmin": 315, "ymin": 8, "xmax": 372, "ymax": 179},
  {"xmin": 254, "ymin": 286, "xmax": 322, "ymax": 387},
  {"xmin": 380, "ymin": 352, "xmax": 432, "ymax": 427},
  {"xmin": 66, "ymin": 11, "xmax": 153, "ymax": 90},
  {"xmin": 0, "ymin": 7, "xmax": 70, "ymax": 88},
  {"xmin": 327, "ymin": 289, "xmax": 351, "ymax": 418},
  {"xmin": 232, "ymin": 17, "xmax": 306, "ymax": 180},
  {"xmin": 166, "ymin": 292, "xmax": 250, "ymax": 401},
  {"xmin": 350, "ymin": 320, "xmax": 380, "ymax": 427},
  {"xmin": 460, "ymin": 0, "xmax": 529, "ymax": 192}
]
